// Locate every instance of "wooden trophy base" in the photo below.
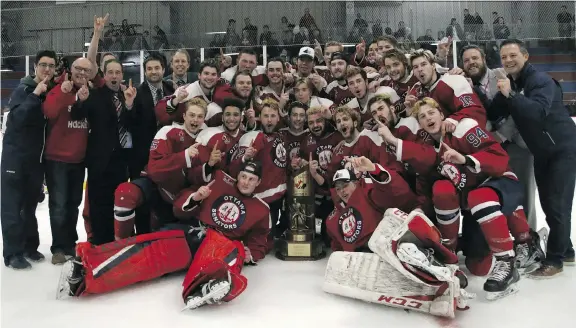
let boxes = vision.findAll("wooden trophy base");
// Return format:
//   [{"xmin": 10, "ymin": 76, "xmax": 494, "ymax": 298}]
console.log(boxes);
[{"xmin": 274, "ymin": 230, "xmax": 326, "ymax": 261}]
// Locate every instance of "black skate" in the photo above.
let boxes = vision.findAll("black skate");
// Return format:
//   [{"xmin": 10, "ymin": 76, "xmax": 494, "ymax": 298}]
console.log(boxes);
[
  {"xmin": 484, "ymin": 255, "xmax": 520, "ymax": 301},
  {"xmin": 182, "ymin": 278, "xmax": 231, "ymax": 311},
  {"xmin": 56, "ymin": 257, "xmax": 85, "ymax": 300},
  {"xmin": 515, "ymin": 229, "xmax": 547, "ymax": 275}
]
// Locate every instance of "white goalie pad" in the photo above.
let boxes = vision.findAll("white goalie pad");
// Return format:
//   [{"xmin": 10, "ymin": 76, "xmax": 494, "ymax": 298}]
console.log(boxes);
[{"xmin": 323, "ymin": 209, "xmax": 473, "ymax": 318}]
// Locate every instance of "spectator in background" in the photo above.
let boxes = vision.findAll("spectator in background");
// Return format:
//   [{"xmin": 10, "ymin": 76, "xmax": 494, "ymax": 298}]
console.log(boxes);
[
  {"xmin": 385, "ymin": 27, "xmax": 393, "ymax": 36},
  {"xmin": 294, "ymin": 26, "xmax": 311, "ymax": 45},
  {"xmin": 492, "ymin": 11, "xmax": 503, "ymax": 37},
  {"xmin": 121, "ymin": 19, "xmax": 136, "ymax": 36},
  {"xmin": 494, "ymin": 17, "xmax": 510, "ymax": 40},
  {"xmin": 353, "ymin": 13, "xmax": 368, "ymax": 32},
  {"xmin": 463, "ymin": 9, "xmax": 475, "ymax": 36},
  {"xmin": 300, "ymin": 8, "xmax": 318, "ymax": 31},
  {"xmin": 260, "ymin": 25, "xmax": 273, "ymax": 45},
  {"xmin": 243, "ymin": 18, "xmax": 258, "ymax": 45},
  {"xmin": 394, "ymin": 21, "xmax": 407, "ymax": 39},
  {"xmin": 372, "ymin": 19, "xmax": 383, "ymax": 38},
  {"xmin": 474, "ymin": 12, "xmax": 485, "ymax": 38},
  {"xmin": 241, "ymin": 30, "xmax": 253, "ymax": 46},
  {"xmin": 445, "ymin": 18, "xmax": 464, "ymax": 40},
  {"xmin": 153, "ymin": 25, "xmax": 169, "ymax": 49},
  {"xmin": 417, "ymin": 29, "xmax": 436, "ymax": 52},
  {"xmin": 437, "ymin": 30, "xmax": 445, "ymax": 40},
  {"xmin": 224, "ymin": 19, "xmax": 241, "ymax": 48},
  {"xmin": 311, "ymin": 29, "xmax": 323, "ymax": 44},
  {"xmin": 512, "ymin": 19, "xmax": 524, "ymax": 39},
  {"xmin": 558, "ymin": 5, "xmax": 574, "ymax": 37}
]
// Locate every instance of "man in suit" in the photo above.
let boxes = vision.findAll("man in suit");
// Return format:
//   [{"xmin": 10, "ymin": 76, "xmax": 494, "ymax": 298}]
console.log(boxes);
[
  {"xmin": 71, "ymin": 59, "xmax": 138, "ymax": 245},
  {"xmin": 163, "ymin": 48, "xmax": 197, "ymax": 88}
]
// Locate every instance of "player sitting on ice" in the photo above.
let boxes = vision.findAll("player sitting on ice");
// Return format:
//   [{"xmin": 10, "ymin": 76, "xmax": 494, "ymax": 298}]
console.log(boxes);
[
  {"xmin": 326, "ymin": 156, "xmax": 418, "ymax": 252},
  {"xmin": 378, "ymin": 97, "xmax": 545, "ymax": 300},
  {"xmin": 58, "ymin": 161, "xmax": 270, "ymax": 311},
  {"xmin": 324, "ymin": 208, "xmax": 474, "ymax": 318}
]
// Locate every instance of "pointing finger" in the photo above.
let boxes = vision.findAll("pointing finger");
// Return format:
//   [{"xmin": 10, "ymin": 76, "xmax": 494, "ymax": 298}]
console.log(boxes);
[
  {"xmin": 42, "ymin": 76, "xmax": 50, "ymax": 84},
  {"xmin": 191, "ymin": 143, "xmax": 200, "ymax": 148},
  {"xmin": 103, "ymin": 13, "xmax": 110, "ymax": 22},
  {"xmin": 64, "ymin": 73, "xmax": 68, "ymax": 81},
  {"xmin": 213, "ymin": 140, "xmax": 219, "ymax": 151},
  {"xmin": 129, "ymin": 78, "xmax": 133, "ymax": 89},
  {"xmin": 309, "ymin": 152, "xmax": 312, "ymax": 162},
  {"xmin": 207, "ymin": 180, "xmax": 216, "ymax": 187}
]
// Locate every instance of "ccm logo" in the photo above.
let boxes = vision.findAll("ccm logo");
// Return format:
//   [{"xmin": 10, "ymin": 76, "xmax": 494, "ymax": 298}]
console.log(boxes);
[{"xmin": 377, "ymin": 295, "xmax": 423, "ymax": 309}]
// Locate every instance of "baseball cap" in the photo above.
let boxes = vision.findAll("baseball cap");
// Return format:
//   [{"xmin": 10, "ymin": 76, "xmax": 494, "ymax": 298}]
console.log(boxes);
[
  {"xmin": 330, "ymin": 52, "xmax": 348, "ymax": 64},
  {"xmin": 333, "ymin": 169, "xmax": 357, "ymax": 184},
  {"xmin": 241, "ymin": 160, "xmax": 262, "ymax": 178},
  {"xmin": 298, "ymin": 46, "xmax": 315, "ymax": 60}
]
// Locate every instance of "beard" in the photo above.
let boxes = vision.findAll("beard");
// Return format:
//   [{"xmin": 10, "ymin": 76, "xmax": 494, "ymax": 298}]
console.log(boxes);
[{"xmin": 468, "ymin": 64, "xmax": 488, "ymax": 85}]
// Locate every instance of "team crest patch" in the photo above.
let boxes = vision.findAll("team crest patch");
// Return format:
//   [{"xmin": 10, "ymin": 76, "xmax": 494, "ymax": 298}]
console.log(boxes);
[
  {"xmin": 288, "ymin": 142, "xmax": 300, "ymax": 161},
  {"xmin": 211, "ymin": 195, "xmax": 247, "ymax": 230},
  {"xmin": 316, "ymin": 145, "xmax": 334, "ymax": 172},
  {"xmin": 222, "ymin": 134, "xmax": 231, "ymax": 145},
  {"xmin": 271, "ymin": 137, "xmax": 287, "ymax": 168},
  {"xmin": 438, "ymin": 162, "xmax": 467, "ymax": 190},
  {"xmin": 338, "ymin": 207, "xmax": 363, "ymax": 243},
  {"xmin": 150, "ymin": 140, "xmax": 159, "ymax": 150}
]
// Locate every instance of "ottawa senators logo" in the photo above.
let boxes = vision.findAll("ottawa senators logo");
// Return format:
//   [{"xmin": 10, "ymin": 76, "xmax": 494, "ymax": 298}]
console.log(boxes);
[
  {"xmin": 338, "ymin": 207, "xmax": 363, "ymax": 243},
  {"xmin": 438, "ymin": 162, "xmax": 467, "ymax": 190},
  {"xmin": 211, "ymin": 195, "xmax": 247, "ymax": 230},
  {"xmin": 315, "ymin": 145, "xmax": 334, "ymax": 173},
  {"xmin": 271, "ymin": 137, "xmax": 287, "ymax": 168},
  {"xmin": 287, "ymin": 141, "xmax": 300, "ymax": 161}
]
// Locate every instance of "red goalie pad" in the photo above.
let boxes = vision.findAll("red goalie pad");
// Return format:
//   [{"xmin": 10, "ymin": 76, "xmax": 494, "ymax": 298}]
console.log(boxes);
[
  {"xmin": 182, "ymin": 229, "xmax": 247, "ymax": 303},
  {"xmin": 76, "ymin": 230, "xmax": 193, "ymax": 295}
]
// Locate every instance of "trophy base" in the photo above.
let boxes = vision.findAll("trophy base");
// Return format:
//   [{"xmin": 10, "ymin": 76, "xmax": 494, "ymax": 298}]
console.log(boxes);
[{"xmin": 274, "ymin": 237, "xmax": 326, "ymax": 261}]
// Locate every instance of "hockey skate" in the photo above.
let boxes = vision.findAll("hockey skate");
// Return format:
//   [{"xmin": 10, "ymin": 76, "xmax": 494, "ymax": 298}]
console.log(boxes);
[
  {"xmin": 484, "ymin": 256, "xmax": 520, "ymax": 301},
  {"xmin": 515, "ymin": 228, "xmax": 547, "ymax": 275},
  {"xmin": 182, "ymin": 278, "xmax": 231, "ymax": 311},
  {"xmin": 56, "ymin": 257, "xmax": 85, "ymax": 300}
]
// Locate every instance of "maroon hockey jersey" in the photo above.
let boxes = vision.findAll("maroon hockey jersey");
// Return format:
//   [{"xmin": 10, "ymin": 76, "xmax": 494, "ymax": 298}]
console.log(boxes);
[
  {"xmin": 173, "ymin": 170, "xmax": 271, "ymax": 261},
  {"xmin": 229, "ymin": 130, "xmax": 287, "ymax": 203},
  {"xmin": 326, "ymin": 164, "xmax": 418, "ymax": 251},
  {"xmin": 195, "ymin": 125, "xmax": 245, "ymax": 171},
  {"xmin": 407, "ymin": 74, "xmax": 487, "ymax": 128},
  {"xmin": 380, "ymin": 73, "xmax": 419, "ymax": 116},
  {"xmin": 146, "ymin": 124, "xmax": 207, "ymax": 203},
  {"xmin": 300, "ymin": 130, "xmax": 343, "ymax": 196},
  {"xmin": 322, "ymin": 80, "xmax": 355, "ymax": 106},
  {"xmin": 281, "ymin": 127, "xmax": 309, "ymax": 164},
  {"xmin": 396, "ymin": 118, "xmax": 513, "ymax": 192}
]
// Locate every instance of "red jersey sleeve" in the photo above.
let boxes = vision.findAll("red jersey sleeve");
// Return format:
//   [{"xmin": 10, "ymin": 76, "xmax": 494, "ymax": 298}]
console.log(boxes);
[
  {"xmin": 155, "ymin": 96, "xmax": 186, "ymax": 126},
  {"xmin": 242, "ymin": 200, "xmax": 271, "ymax": 262},
  {"xmin": 172, "ymin": 187, "xmax": 201, "ymax": 220},
  {"xmin": 436, "ymin": 75, "xmax": 487, "ymax": 128},
  {"xmin": 395, "ymin": 139, "xmax": 438, "ymax": 176},
  {"xmin": 229, "ymin": 131, "xmax": 262, "ymax": 177},
  {"xmin": 326, "ymin": 209, "xmax": 344, "ymax": 251}
]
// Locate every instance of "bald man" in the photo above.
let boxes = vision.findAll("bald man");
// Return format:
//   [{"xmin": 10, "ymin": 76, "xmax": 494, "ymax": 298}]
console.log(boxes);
[{"xmin": 42, "ymin": 57, "xmax": 94, "ymax": 265}]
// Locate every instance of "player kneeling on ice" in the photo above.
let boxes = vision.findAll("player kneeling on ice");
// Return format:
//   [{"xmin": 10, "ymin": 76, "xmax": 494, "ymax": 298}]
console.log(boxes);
[
  {"xmin": 379, "ymin": 97, "xmax": 545, "ymax": 300},
  {"xmin": 324, "ymin": 208, "xmax": 474, "ymax": 318},
  {"xmin": 58, "ymin": 161, "xmax": 270, "ymax": 311}
]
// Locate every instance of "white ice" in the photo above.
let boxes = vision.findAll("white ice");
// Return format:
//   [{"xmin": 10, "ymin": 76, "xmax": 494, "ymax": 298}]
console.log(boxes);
[{"xmin": 0, "ymin": 141, "xmax": 575, "ymax": 328}]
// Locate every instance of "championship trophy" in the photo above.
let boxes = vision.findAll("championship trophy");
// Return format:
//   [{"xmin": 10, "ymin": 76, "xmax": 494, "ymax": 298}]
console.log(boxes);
[{"xmin": 275, "ymin": 164, "xmax": 326, "ymax": 260}]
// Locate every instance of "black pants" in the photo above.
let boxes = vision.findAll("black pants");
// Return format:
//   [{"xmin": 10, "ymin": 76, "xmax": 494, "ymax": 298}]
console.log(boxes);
[
  {"xmin": 88, "ymin": 150, "xmax": 130, "ymax": 245},
  {"xmin": 534, "ymin": 152, "xmax": 576, "ymax": 267},
  {"xmin": 0, "ymin": 160, "xmax": 44, "ymax": 263},
  {"xmin": 45, "ymin": 160, "xmax": 85, "ymax": 254}
]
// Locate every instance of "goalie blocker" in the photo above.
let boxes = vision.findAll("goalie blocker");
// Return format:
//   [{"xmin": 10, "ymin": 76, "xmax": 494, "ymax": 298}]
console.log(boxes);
[
  {"xmin": 59, "ymin": 226, "xmax": 248, "ymax": 309},
  {"xmin": 323, "ymin": 208, "xmax": 474, "ymax": 318}
]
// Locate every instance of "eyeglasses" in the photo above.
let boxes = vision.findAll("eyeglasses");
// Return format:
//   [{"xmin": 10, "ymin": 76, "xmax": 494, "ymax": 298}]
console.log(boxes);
[
  {"xmin": 73, "ymin": 66, "xmax": 92, "ymax": 74},
  {"xmin": 37, "ymin": 63, "xmax": 56, "ymax": 69}
]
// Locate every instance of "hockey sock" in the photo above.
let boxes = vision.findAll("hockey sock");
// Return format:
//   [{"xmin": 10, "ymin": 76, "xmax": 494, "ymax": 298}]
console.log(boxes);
[
  {"xmin": 432, "ymin": 180, "xmax": 461, "ymax": 250},
  {"xmin": 468, "ymin": 187, "xmax": 514, "ymax": 257},
  {"xmin": 507, "ymin": 206, "xmax": 531, "ymax": 243},
  {"xmin": 114, "ymin": 182, "xmax": 144, "ymax": 240}
]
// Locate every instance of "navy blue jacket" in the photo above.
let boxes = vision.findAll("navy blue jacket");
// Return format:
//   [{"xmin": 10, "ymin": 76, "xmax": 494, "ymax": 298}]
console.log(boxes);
[
  {"xmin": 491, "ymin": 63, "xmax": 576, "ymax": 158},
  {"xmin": 1, "ymin": 76, "xmax": 51, "ymax": 169}
]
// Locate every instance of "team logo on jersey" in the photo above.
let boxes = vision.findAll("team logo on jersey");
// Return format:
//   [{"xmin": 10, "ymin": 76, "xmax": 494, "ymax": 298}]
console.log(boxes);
[
  {"xmin": 339, "ymin": 96, "xmax": 355, "ymax": 106},
  {"xmin": 211, "ymin": 195, "xmax": 247, "ymax": 230},
  {"xmin": 288, "ymin": 142, "xmax": 300, "ymax": 161},
  {"xmin": 338, "ymin": 207, "xmax": 363, "ymax": 243},
  {"xmin": 315, "ymin": 145, "xmax": 334, "ymax": 172},
  {"xmin": 458, "ymin": 95, "xmax": 475, "ymax": 107},
  {"xmin": 68, "ymin": 105, "xmax": 72, "ymax": 112},
  {"xmin": 150, "ymin": 140, "xmax": 159, "ymax": 150},
  {"xmin": 271, "ymin": 137, "xmax": 287, "ymax": 168},
  {"xmin": 307, "ymin": 135, "xmax": 317, "ymax": 145},
  {"xmin": 179, "ymin": 130, "xmax": 185, "ymax": 142},
  {"xmin": 438, "ymin": 162, "xmax": 467, "ymax": 190},
  {"xmin": 222, "ymin": 134, "xmax": 231, "ymax": 145}
]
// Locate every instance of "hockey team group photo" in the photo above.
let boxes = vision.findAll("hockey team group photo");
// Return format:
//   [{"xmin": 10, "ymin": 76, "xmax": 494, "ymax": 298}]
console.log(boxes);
[{"xmin": 1, "ymin": 1, "xmax": 575, "ymax": 327}]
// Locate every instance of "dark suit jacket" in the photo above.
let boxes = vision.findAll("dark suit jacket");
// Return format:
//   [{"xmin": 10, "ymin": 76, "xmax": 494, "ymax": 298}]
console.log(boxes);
[
  {"xmin": 130, "ymin": 80, "xmax": 175, "ymax": 176},
  {"xmin": 163, "ymin": 72, "xmax": 198, "ymax": 87},
  {"xmin": 71, "ymin": 85, "xmax": 134, "ymax": 175}
]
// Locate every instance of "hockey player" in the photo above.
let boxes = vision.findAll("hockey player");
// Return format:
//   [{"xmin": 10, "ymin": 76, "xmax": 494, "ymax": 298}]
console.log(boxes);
[
  {"xmin": 284, "ymin": 102, "xmax": 310, "ymax": 166},
  {"xmin": 59, "ymin": 161, "xmax": 268, "ymax": 311},
  {"xmin": 384, "ymin": 97, "xmax": 543, "ymax": 300},
  {"xmin": 379, "ymin": 49, "xmax": 420, "ymax": 116},
  {"xmin": 326, "ymin": 156, "xmax": 418, "ymax": 252},
  {"xmin": 324, "ymin": 208, "xmax": 472, "ymax": 318},
  {"xmin": 405, "ymin": 49, "xmax": 487, "ymax": 132},
  {"xmin": 319, "ymin": 52, "xmax": 354, "ymax": 106},
  {"xmin": 293, "ymin": 77, "xmax": 334, "ymax": 116},
  {"xmin": 113, "ymin": 98, "xmax": 211, "ymax": 240}
]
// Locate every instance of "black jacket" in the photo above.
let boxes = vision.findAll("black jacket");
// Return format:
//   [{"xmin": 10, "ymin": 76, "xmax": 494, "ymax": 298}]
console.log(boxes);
[
  {"xmin": 71, "ymin": 85, "xmax": 134, "ymax": 174},
  {"xmin": 130, "ymin": 80, "xmax": 175, "ymax": 174},
  {"xmin": 492, "ymin": 63, "xmax": 576, "ymax": 158},
  {"xmin": 1, "ymin": 76, "xmax": 54, "ymax": 169}
]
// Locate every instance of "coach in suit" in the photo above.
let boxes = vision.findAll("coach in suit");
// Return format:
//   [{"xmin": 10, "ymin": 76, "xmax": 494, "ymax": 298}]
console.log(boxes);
[
  {"xmin": 163, "ymin": 48, "xmax": 198, "ymax": 88},
  {"xmin": 71, "ymin": 59, "xmax": 138, "ymax": 245}
]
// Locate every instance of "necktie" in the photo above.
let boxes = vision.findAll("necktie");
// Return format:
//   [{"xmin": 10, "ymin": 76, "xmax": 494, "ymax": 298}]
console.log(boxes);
[
  {"xmin": 473, "ymin": 83, "xmax": 491, "ymax": 108},
  {"xmin": 176, "ymin": 79, "xmax": 185, "ymax": 87},
  {"xmin": 113, "ymin": 93, "xmax": 129, "ymax": 148},
  {"xmin": 155, "ymin": 88, "xmax": 163, "ymax": 105}
]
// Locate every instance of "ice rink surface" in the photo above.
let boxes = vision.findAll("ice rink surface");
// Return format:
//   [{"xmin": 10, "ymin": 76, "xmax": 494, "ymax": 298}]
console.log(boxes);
[{"xmin": 0, "ymin": 141, "xmax": 575, "ymax": 328}]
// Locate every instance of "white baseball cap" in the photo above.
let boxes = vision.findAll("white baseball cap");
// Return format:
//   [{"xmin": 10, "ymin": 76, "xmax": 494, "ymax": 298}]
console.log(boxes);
[
  {"xmin": 298, "ymin": 46, "xmax": 315, "ymax": 59},
  {"xmin": 333, "ymin": 169, "xmax": 357, "ymax": 184}
]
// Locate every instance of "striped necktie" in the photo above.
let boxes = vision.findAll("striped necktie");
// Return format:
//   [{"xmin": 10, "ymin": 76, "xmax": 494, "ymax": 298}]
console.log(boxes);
[{"xmin": 113, "ymin": 93, "xmax": 129, "ymax": 148}]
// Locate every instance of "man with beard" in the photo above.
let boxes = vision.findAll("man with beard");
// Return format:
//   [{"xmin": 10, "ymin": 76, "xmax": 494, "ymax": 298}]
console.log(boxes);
[
  {"xmin": 113, "ymin": 98, "xmax": 211, "ymax": 241},
  {"xmin": 71, "ymin": 59, "xmax": 138, "ymax": 245},
  {"xmin": 328, "ymin": 106, "xmax": 403, "ymax": 183},
  {"xmin": 287, "ymin": 47, "xmax": 327, "ymax": 91},
  {"xmin": 258, "ymin": 57, "xmax": 289, "ymax": 108},
  {"xmin": 405, "ymin": 49, "xmax": 487, "ymax": 133},
  {"xmin": 312, "ymin": 41, "xmax": 344, "ymax": 82},
  {"xmin": 155, "ymin": 60, "xmax": 233, "ymax": 127},
  {"xmin": 129, "ymin": 54, "xmax": 175, "ymax": 181},
  {"xmin": 194, "ymin": 97, "xmax": 246, "ymax": 171},
  {"xmin": 284, "ymin": 102, "xmax": 310, "ymax": 166},
  {"xmin": 379, "ymin": 49, "xmax": 420, "ymax": 116},
  {"xmin": 230, "ymin": 100, "xmax": 287, "ymax": 240},
  {"xmin": 461, "ymin": 44, "xmax": 537, "ymax": 230},
  {"xmin": 320, "ymin": 52, "xmax": 354, "ymax": 106},
  {"xmin": 297, "ymin": 106, "xmax": 343, "ymax": 244},
  {"xmin": 163, "ymin": 49, "xmax": 197, "ymax": 88},
  {"xmin": 221, "ymin": 48, "xmax": 266, "ymax": 85}
]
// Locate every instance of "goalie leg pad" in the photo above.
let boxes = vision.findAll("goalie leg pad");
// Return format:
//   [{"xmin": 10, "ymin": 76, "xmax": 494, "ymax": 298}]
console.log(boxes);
[
  {"xmin": 76, "ymin": 229, "xmax": 193, "ymax": 295},
  {"xmin": 323, "ymin": 251, "xmax": 460, "ymax": 318},
  {"xmin": 114, "ymin": 182, "xmax": 145, "ymax": 240},
  {"xmin": 181, "ymin": 229, "xmax": 247, "ymax": 304}
]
